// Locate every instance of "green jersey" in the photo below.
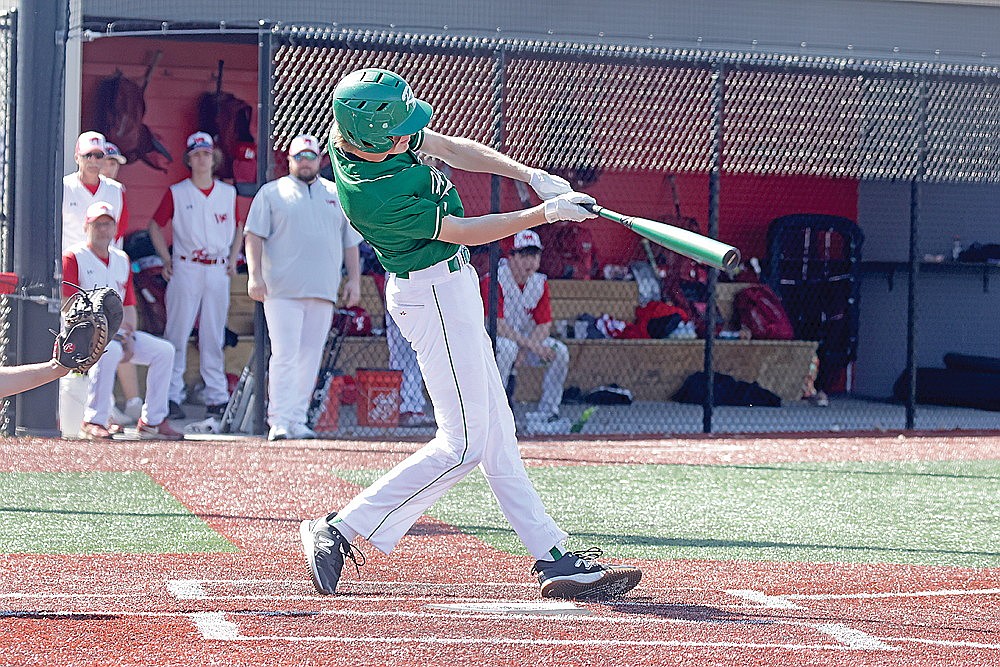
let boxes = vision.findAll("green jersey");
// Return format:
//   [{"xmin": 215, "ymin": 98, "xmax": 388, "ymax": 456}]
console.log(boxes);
[{"xmin": 329, "ymin": 131, "xmax": 463, "ymax": 274}]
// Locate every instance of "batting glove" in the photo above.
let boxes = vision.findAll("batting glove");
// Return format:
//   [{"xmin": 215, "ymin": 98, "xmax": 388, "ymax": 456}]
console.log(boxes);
[
  {"xmin": 529, "ymin": 169, "xmax": 573, "ymax": 200},
  {"xmin": 544, "ymin": 192, "xmax": 597, "ymax": 223}
]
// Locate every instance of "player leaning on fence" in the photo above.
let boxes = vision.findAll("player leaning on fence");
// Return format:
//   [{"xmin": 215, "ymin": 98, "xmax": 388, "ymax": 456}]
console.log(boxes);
[{"xmin": 298, "ymin": 68, "xmax": 641, "ymax": 600}]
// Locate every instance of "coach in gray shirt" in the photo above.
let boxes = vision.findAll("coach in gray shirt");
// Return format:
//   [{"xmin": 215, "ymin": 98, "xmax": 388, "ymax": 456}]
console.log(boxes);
[{"xmin": 244, "ymin": 134, "xmax": 363, "ymax": 441}]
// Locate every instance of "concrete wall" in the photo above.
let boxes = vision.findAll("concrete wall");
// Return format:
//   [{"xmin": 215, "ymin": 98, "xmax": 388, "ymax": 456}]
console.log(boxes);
[{"xmin": 855, "ymin": 180, "xmax": 1000, "ymax": 397}]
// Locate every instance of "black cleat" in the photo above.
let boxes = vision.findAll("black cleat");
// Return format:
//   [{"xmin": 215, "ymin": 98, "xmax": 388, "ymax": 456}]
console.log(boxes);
[
  {"xmin": 299, "ymin": 512, "xmax": 364, "ymax": 595},
  {"xmin": 532, "ymin": 548, "xmax": 641, "ymax": 600}
]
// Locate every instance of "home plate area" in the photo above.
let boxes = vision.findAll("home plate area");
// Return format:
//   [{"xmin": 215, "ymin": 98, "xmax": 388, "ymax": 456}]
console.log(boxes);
[{"xmin": 164, "ymin": 578, "xmax": 1000, "ymax": 653}]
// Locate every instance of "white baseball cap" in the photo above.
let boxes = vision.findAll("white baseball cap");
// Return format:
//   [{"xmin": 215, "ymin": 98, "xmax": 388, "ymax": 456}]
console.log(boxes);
[
  {"xmin": 84, "ymin": 201, "xmax": 117, "ymax": 223},
  {"xmin": 103, "ymin": 142, "xmax": 127, "ymax": 164},
  {"xmin": 513, "ymin": 229, "xmax": 543, "ymax": 251},
  {"xmin": 75, "ymin": 131, "xmax": 107, "ymax": 156},
  {"xmin": 186, "ymin": 131, "xmax": 214, "ymax": 153},
  {"xmin": 289, "ymin": 134, "xmax": 321, "ymax": 157}
]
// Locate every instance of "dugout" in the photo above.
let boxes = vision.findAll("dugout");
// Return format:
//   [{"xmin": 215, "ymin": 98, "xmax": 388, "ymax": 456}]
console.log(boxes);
[{"xmin": 2, "ymin": 1, "xmax": 1000, "ymax": 435}]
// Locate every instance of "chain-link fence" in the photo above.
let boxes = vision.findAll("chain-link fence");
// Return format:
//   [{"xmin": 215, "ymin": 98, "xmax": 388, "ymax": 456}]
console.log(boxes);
[
  {"xmin": 0, "ymin": 10, "xmax": 16, "ymax": 435},
  {"xmin": 263, "ymin": 27, "xmax": 1000, "ymax": 437}
]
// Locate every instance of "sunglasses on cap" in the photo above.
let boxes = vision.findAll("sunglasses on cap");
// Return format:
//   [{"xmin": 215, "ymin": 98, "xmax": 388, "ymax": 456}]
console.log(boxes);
[{"xmin": 293, "ymin": 151, "xmax": 319, "ymax": 161}]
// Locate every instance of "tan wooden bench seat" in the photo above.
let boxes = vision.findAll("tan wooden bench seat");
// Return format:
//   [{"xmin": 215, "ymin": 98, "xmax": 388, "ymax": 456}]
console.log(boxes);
[{"xmin": 199, "ymin": 276, "xmax": 816, "ymax": 404}]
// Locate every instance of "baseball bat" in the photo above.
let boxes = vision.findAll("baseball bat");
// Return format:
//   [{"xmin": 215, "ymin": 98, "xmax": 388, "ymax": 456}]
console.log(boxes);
[{"xmin": 582, "ymin": 204, "xmax": 741, "ymax": 273}]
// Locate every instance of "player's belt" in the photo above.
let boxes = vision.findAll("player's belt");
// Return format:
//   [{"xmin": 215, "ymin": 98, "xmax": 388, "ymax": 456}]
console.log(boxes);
[
  {"xmin": 178, "ymin": 255, "xmax": 227, "ymax": 265},
  {"xmin": 395, "ymin": 246, "xmax": 469, "ymax": 280}
]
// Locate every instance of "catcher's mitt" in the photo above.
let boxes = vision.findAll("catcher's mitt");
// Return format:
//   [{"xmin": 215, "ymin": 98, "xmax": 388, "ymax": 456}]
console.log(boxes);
[{"xmin": 53, "ymin": 285, "xmax": 125, "ymax": 372}]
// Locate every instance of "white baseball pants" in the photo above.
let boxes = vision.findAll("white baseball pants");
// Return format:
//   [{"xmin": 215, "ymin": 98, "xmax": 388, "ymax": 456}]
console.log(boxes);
[
  {"xmin": 84, "ymin": 331, "xmax": 174, "ymax": 426},
  {"xmin": 164, "ymin": 260, "xmax": 230, "ymax": 406},
  {"xmin": 385, "ymin": 308, "xmax": 428, "ymax": 414},
  {"xmin": 494, "ymin": 336, "xmax": 569, "ymax": 418},
  {"xmin": 263, "ymin": 297, "xmax": 333, "ymax": 429},
  {"xmin": 337, "ymin": 257, "xmax": 568, "ymax": 559}
]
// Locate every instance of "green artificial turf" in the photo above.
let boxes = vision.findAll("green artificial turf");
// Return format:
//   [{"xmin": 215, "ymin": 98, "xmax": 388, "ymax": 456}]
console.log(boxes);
[
  {"xmin": 0, "ymin": 471, "xmax": 236, "ymax": 554},
  {"xmin": 340, "ymin": 460, "xmax": 1000, "ymax": 568}
]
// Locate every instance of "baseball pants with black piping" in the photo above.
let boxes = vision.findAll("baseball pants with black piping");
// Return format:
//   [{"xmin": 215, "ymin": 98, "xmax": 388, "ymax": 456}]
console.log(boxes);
[{"xmin": 335, "ymin": 258, "xmax": 568, "ymax": 559}]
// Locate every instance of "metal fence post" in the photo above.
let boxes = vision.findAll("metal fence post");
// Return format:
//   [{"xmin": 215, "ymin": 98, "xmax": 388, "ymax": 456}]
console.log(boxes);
[
  {"xmin": 13, "ymin": 0, "xmax": 66, "ymax": 436},
  {"xmin": 905, "ymin": 77, "xmax": 929, "ymax": 430},
  {"xmin": 251, "ymin": 22, "xmax": 274, "ymax": 436},
  {"xmin": 703, "ymin": 61, "xmax": 725, "ymax": 434}
]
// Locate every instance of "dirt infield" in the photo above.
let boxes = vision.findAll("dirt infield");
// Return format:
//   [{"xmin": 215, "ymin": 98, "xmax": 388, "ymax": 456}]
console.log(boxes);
[{"xmin": 1, "ymin": 433, "xmax": 998, "ymax": 666}]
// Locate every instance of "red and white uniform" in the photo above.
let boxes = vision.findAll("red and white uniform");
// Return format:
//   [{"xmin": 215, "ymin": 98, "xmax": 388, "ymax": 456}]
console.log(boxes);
[
  {"xmin": 480, "ymin": 262, "xmax": 569, "ymax": 418},
  {"xmin": 62, "ymin": 244, "xmax": 174, "ymax": 427},
  {"xmin": 152, "ymin": 178, "xmax": 238, "ymax": 406},
  {"xmin": 62, "ymin": 173, "xmax": 129, "ymax": 251}
]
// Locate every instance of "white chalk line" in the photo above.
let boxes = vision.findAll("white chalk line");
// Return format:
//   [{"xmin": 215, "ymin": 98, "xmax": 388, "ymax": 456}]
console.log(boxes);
[
  {"xmin": 8, "ymin": 580, "xmax": 996, "ymax": 653},
  {"xmin": 0, "ymin": 606, "xmax": 760, "ymax": 627},
  {"xmin": 727, "ymin": 587, "xmax": 1000, "ymax": 609},
  {"xmin": 6, "ymin": 607, "xmax": 999, "ymax": 651},
  {"xmin": 165, "ymin": 580, "xmax": 209, "ymax": 600},
  {"xmin": 726, "ymin": 589, "xmax": 804, "ymax": 609},
  {"xmin": 785, "ymin": 588, "xmax": 1000, "ymax": 601},
  {"xmin": 182, "ymin": 613, "xmax": 855, "ymax": 650},
  {"xmin": 800, "ymin": 622, "xmax": 897, "ymax": 651},
  {"xmin": 183, "ymin": 612, "xmax": 1000, "ymax": 651},
  {"xmin": 0, "ymin": 609, "xmax": 1000, "ymax": 651}
]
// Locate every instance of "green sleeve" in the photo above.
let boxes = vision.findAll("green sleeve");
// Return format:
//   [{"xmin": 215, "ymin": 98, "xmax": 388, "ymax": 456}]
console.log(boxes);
[{"xmin": 381, "ymin": 192, "xmax": 453, "ymax": 240}]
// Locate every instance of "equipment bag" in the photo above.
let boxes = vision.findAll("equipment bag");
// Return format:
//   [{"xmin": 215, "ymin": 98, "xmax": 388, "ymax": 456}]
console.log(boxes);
[{"xmin": 733, "ymin": 284, "xmax": 795, "ymax": 340}]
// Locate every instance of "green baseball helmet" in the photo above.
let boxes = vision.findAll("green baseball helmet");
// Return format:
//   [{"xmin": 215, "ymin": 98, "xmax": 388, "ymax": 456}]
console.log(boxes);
[{"xmin": 332, "ymin": 68, "xmax": 433, "ymax": 153}]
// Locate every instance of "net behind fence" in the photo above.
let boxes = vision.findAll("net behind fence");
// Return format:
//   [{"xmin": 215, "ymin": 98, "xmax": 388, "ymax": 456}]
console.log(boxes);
[{"xmin": 263, "ymin": 29, "xmax": 1000, "ymax": 437}]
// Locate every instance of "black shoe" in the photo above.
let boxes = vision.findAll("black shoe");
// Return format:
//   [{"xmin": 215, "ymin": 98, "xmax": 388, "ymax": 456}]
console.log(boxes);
[
  {"xmin": 205, "ymin": 403, "xmax": 226, "ymax": 417},
  {"xmin": 532, "ymin": 548, "xmax": 642, "ymax": 600},
  {"xmin": 299, "ymin": 512, "xmax": 365, "ymax": 595},
  {"xmin": 167, "ymin": 400, "xmax": 186, "ymax": 420}
]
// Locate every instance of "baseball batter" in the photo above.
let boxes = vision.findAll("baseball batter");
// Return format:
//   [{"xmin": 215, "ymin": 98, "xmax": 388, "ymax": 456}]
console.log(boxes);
[
  {"xmin": 299, "ymin": 68, "xmax": 642, "ymax": 600},
  {"xmin": 148, "ymin": 132, "xmax": 241, "ymax": 414}
]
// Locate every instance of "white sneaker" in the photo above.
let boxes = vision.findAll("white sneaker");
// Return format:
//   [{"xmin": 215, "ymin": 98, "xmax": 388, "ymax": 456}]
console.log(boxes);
[
  {"xmin": 268, "ymin": 424, "xmax": 289, "ymax": 441},
  {"xmin": 124, "ymin": 397, "xmax": 143, "ymax": 423},
  {"xmin": 288, "ymin": 423, "xmax": 318, "ymax": 440},
  {"xmin": 109, "ymin": 405, "xmax": 133, "ymax": 427}
]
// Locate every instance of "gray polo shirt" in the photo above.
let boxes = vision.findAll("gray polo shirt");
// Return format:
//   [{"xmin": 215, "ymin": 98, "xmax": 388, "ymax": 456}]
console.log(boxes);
[{"xmin": 244, "ymin": 175, "xmax": 363, "ymax": 301}]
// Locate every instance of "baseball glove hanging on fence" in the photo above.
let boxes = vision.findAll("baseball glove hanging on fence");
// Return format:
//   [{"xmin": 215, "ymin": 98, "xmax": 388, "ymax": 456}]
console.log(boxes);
[{"xmin": 53, "ymin": 285, "xmax": 124, "ymax": 372}]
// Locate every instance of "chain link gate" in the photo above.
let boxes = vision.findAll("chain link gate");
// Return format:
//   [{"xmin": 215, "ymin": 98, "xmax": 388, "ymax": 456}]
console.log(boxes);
[
  {"xmin": 0, "ymin": 10, "xmax": 16, "ymax": 436},
  {"xmin": 266, "ymin": 28, "xmax": 1000, "ymax": 437}
]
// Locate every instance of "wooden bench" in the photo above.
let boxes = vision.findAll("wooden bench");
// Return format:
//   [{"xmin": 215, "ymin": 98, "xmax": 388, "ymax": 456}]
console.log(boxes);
[
  {"xmin": 519, "ymin": 280, "xmax": 817, "ymax": 403},
  {"xmin": 199, "ymin": 275, "xmax": 816, "ymax": 404}
]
